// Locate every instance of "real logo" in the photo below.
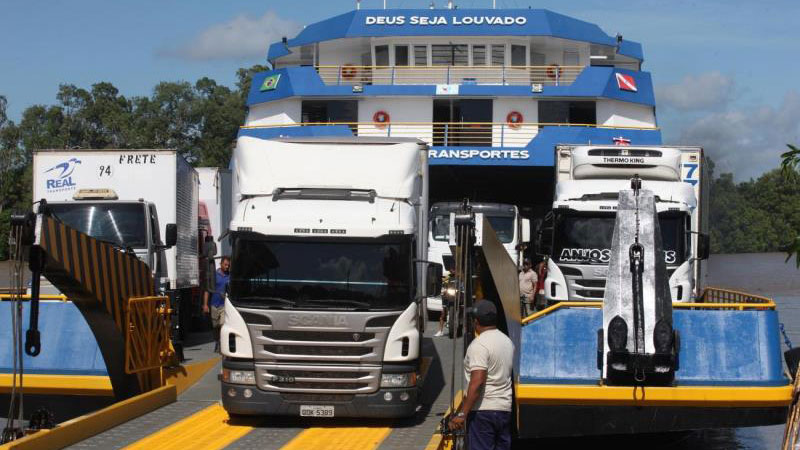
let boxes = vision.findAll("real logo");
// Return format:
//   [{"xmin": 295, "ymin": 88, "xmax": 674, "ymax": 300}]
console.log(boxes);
[{"xmin": 44, "ymin": 158, "xmax": 81, "ymax": 192}]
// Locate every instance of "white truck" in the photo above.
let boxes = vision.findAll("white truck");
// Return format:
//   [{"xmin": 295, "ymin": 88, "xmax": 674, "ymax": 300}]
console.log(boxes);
[
  {"xmin": 32, "ymin": 150, "xmax": 200, "ymax": 335},
  {"xmin": 197, "ymin": 167, "xmax": 232, "ymax": 257},
  {"xmin": 426, "ymin": 202, "xmax": 530, "ymax": 316},
  {"xmin": 220, "ymin": 136, "xmax": 440, "ymax": 418},
  {"xmin": 539, "ymin": 145, "xmax": 709, "ymax": 304}
]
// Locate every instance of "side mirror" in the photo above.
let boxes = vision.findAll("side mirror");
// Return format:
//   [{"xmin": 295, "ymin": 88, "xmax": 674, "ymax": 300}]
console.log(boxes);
[
  {"xmin": 205, "ymin": 257, "xmax": 216, "ymax": 292},
  {"xmin": 697, "ymin": 233, "xmax": 711, "ymax": 260},
  {"xmin": 165, "ymin": 223, "xmax": 178, "ymax": 248},
  {"xmin": 521, "ymin": 218, "xmax": 531, "ymax": 243},
  {"xmin": 426, "ymin": 263, "xmax": 443, "ymax": 297},
  {"xmin": 204, "ymin": 235, "xmax": 217, "ymax": 258}
]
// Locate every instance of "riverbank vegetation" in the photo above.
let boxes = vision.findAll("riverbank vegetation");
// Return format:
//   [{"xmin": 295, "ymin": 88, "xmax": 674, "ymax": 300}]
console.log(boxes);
[{"xmin": 1, "ymin": 69, "xmax": 798, "ymax": 258}]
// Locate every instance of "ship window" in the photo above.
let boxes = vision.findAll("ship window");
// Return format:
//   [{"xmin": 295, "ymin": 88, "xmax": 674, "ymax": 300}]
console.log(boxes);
[
  {"xmin": 394, "ymin": 45, "xmax": 409, "ymax": 66},
  {"xmin": 414, "ymin": 45, "xmax": 428, "ymax": 66},
  {"xmin": 472, "ymin": 45, "xmax": 486, "ymax": 66},
  {"xmin": 538, "ymin": 101, "xmax": 596, "ymax": 125},
  {"xmin": 491, "ymin": 45, "xmax": 505, "ymax": 66},
  {"xmin": 375, "ymin": 45, "xmax": 389, "ymax": 66},
  {"xmin": 432, "ymin": 44, "xmax": 468, "ymax": 66},
  {"xmin": 564, "ymin": 50, "xmax": 580, "ymax": 66},
  {"xmin": 301, "ymin": 100, "xmax": 358, "ymax": 127},
  {"xmin": 530, "ymin": 51, "xmax": 545, "ymax": 66},
  {"xmin": 511, "ymin": 45, "xmax": 526, "ymax": 66}
]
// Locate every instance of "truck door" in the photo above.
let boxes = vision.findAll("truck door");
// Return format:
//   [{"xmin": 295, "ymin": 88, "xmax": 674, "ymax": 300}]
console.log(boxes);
[{"xmin": 148, "ymin": 203, "xmax": 165, "ymax": 288}]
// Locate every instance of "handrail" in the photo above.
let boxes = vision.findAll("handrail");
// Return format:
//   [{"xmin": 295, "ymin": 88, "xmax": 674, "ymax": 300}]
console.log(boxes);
[
  {"xmin": 0, "ymin": 293, "xmax": 69, "ymax": 301},
  {"xmin": 521, "ymin": 298, "xmax": 777, "ymax": 325},
  {"xmin": 700, "ymin": 286, "xmax": 773, "ymax": 304},
  {"xmin": 241, "ymin": 122, "xmax": 660, "ymax": 131},
  {"xmin": 314, "ymin": 64, "xmax": 587, "ymax": 86}
]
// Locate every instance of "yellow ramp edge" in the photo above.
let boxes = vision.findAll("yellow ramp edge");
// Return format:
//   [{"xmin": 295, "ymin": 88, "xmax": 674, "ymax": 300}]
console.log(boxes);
[
  {"xmin": 516, "ymin": 383, "xmax": 794, "ymax": 407},
  {"xmin": 0, "ymin": 384, "xmax": 176, "ymax": 450},
  {"xmin": 124, "ymin": 404, "xmax": 253, "ymax": 450},
  {"xmin": 164, "ymin": 356, "xmax": 221, "ymax": 395},
  {"xmin": 0, "ymin": 374, "xmax": 113, "ymax": 396},
  {"xmin": 281, "ymin": 426, "xmax": 391, "ymax": 450}
]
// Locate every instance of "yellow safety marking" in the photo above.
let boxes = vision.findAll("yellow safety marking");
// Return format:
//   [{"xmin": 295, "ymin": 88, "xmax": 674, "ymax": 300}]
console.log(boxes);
[
  {"xmin": 0, "ymin": 374, "xmax": 113, "ymax": 396},
  {"xmin": 0, "ymin": 384, "xmax": 176, "ymax": 450},
  {"xmin": 124, "ymin": 403, "xmax": 252, "ymax": 450},
  {"xmin": 0, "ymin": 294, "xmax": 68, "ymax": 301},
  {"xmin": 281, "ymin": 426, "xmax": 391, "ymax": 450},
  {"xmin": 516, "ymin": 383, "xmax": 793, "ymax": 407}
]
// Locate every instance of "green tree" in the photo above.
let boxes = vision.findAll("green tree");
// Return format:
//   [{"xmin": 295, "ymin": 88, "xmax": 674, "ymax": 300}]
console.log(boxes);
[{"xmin": 781, "ymin": 144, "xmax": 800, "ymax": 267}]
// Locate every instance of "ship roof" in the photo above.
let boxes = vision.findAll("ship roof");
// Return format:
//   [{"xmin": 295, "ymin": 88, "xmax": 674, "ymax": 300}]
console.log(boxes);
[{"xmin": 268, "ymin": 9, "xmax": 643, "ymax": 62}]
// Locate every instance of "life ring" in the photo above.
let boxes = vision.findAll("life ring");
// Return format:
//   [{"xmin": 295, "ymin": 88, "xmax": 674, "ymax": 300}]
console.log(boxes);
[
  {"xmin": 546, "ymin": 64, "xmax": 563, "ymax": 80},
  {"xmin": 341, "ymin": 64, "xmax": 358, "ymax": 80},
  {"xmin": 373, "ymin": 110, "xmax": 390, "ymax": 129},
  {"xmin": 506, "ymin": 111, "xmax": 523, "ymax": 129}
]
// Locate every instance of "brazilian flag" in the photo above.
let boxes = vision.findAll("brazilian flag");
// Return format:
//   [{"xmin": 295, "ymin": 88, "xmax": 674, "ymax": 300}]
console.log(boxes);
[{"xmin": 260, "ymin": 74, "xmax": 281, "ymax": 92}]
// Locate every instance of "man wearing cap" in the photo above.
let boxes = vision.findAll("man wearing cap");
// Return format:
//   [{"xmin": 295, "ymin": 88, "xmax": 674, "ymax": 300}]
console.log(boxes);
[
  {"xmin": 449, "ymin": 300, "xmax": 514, "ymax": 449},
  {"xmin": 519, "ymin": 258, "xmax": 537, "ymax": 317}
]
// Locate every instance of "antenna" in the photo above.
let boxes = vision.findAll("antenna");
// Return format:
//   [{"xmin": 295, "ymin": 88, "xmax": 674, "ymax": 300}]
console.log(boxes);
[
  {"xmin": 384, "ymin": 0, "xmax": 387, "ymax": 9},
  {"xmin": 493, "ymin": 0, "xmax": 496, "ymax": 8},
  {"xmin": 448, "ymin": 0, "xmax": 454, "ymax": 9},
  {"xmin": 430, "ymin": 0, "xmax": 435, "ymax": 8},
  {"xmin": 356, "ymin": 0, "xmax": 361, "ymax": 9}
]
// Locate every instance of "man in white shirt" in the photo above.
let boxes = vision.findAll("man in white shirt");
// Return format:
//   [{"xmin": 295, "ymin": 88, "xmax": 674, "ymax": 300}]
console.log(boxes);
[{"xmin": 449, "ymin": 300, "xmax": 514, "ymax": 450}]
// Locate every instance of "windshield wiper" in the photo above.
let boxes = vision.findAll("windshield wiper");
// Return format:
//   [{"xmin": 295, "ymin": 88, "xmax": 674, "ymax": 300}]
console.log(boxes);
[
  {"xmin": 235, "ymin": 296, "xmax": 297, "ymax": 308},
  {"xmin": 301, "ymin": 299, "xmax": 372, "ymax": 309}
]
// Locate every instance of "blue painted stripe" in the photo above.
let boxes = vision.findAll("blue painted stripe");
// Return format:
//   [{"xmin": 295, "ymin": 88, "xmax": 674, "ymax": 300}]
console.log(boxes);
[
  {"xmin": 246, "ymin": 66, "xmax": 656, "ymax": 107},
  {"xmin": 519, "ymin": 308, "xmax": 790, "ymax": 387},
  {"xmin": 268, "ymin": 9, "xmax": 643, "ymax": 61}
]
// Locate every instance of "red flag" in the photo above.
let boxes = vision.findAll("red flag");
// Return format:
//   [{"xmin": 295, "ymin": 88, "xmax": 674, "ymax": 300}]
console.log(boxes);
[{"xmin": 615, "ymin": 73, "xmax": 637, "ymax": 92}]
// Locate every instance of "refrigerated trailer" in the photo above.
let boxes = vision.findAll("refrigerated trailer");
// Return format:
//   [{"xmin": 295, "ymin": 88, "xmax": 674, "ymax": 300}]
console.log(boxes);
[{"xmin": 539, "ymin": 145, "xmax": 709, "ymax": 304}]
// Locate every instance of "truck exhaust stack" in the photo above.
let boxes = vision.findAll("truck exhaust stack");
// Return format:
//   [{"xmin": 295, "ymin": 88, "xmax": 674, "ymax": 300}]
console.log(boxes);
[{"xmin": 600, "ymin": 177, "xmax": 678, "ymax": 386}]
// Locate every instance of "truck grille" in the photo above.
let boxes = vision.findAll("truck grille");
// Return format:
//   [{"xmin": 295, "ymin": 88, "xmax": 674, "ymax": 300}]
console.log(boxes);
[
  {"xmin": 263, "ymin": 345, "xmax": 372, "ymax": 357},
  {"xmin": 256, "ymin": 364, "xmax": 380, "ymax": 394},
  {"xmin": 263, "ymin": 330, "xmax": 375, "ymax": 342}
]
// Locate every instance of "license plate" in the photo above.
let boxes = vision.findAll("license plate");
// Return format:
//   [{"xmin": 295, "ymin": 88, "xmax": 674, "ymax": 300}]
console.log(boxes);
[{"xmin": 300, "ymin": 405, "xmax": 335, "ymax": 417}]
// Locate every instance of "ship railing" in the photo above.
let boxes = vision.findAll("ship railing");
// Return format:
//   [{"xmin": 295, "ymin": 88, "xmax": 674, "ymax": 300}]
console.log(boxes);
[
  {"xmin": 699, "ymin": 286, "xmax": 773, "ymax": 305},
  {"xmin": 315, "ymin": 65, "xmax": 586, "ymax": 86},
  {"xmin": 240, "ymin": 122, "xmax": 659, "ymax": 148}
]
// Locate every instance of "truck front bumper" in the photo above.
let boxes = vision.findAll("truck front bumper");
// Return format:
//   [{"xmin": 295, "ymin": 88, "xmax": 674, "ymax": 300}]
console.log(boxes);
[{"xmin": 221, "ymin": 382, "xmax": 419, "ymax": 418}]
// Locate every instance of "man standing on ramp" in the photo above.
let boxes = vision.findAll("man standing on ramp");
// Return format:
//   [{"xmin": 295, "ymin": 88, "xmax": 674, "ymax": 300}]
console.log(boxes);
[{"xmin": 449, "ymin": 300, "xmax": 514, "ymax": 449}]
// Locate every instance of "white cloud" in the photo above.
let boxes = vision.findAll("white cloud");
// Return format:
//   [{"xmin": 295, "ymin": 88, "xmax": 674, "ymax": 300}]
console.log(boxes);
[
  {"xmin": 666, "ymin": 90, "xmax": 800, "ymax": 180},
  {"xmin": 657, "ymin": 71, "xmax": 735, "ymax": 112},
  {"xmin": 160, "ymin": 12, "xmax": 300, "ymax": 61}
]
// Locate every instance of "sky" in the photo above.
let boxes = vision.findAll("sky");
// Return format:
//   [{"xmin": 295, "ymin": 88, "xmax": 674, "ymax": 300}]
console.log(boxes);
[{"xmin": 1, "ymin": 0, "xmax": 798, "ymax": 180}]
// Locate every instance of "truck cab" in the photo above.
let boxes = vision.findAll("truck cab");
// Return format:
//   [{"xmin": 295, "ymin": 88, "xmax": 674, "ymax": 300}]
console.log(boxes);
[
  {"xmin": 426, "ymin": 202, "xmax": 530, "ymax": 315},
  {"xmin": 540, "ymin": 145, "xmax": 708, "ymax": 304}
]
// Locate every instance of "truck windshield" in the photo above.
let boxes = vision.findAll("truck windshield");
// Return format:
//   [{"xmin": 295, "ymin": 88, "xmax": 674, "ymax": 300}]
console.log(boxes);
[
  {"xmin": 230, "ymin": 236, "xmax": 413, "ymax": 311},
  {"xmin": 553, "ymin": 213, "xmax": 686, "ymax": 265},
  {"xmin": 431, "ymin": 214, "xmax": 514, "ymax": 243},
  {"xmin": 48, "ymin": 203, "xmax": 147, "ymax": 248}
]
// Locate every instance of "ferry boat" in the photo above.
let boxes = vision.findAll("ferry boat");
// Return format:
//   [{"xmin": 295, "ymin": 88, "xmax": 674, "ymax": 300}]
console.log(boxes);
[{"xmin": 241, "ymin": 5, "xmax": 661, "ymax": 215}]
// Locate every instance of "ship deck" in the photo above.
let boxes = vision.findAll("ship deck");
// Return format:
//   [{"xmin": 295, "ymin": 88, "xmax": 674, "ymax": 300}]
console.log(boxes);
[{"xmin": 51, "ymin": 326, "xmax": 458, "ymax": 450}]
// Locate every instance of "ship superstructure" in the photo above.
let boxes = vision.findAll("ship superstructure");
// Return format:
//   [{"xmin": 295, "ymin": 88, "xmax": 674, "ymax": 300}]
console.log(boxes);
[{"xmin": 241, "ymin": 7, "xmax": 660, "ymax": 213}]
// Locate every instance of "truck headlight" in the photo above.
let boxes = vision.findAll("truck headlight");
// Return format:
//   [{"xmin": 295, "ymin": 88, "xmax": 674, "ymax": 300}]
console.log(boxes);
[
  {"xmin": 222, "ymin": 368, "xmax": 256, "ymax": 385},
  {"xmin": 380, "ymin": 372, "xmax": 416, "ymax": 388}
]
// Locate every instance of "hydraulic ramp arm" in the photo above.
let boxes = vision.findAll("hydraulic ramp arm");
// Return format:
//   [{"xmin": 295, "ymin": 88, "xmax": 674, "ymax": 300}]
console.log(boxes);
[{"xmin": 10, "ymin": 202, "xmax": 172, "ymax": 401}]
